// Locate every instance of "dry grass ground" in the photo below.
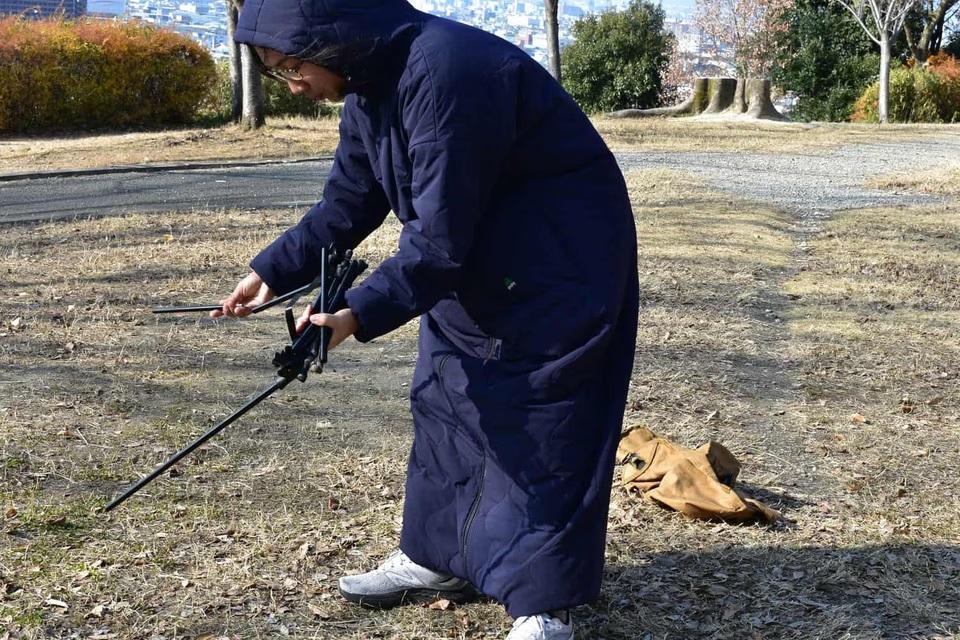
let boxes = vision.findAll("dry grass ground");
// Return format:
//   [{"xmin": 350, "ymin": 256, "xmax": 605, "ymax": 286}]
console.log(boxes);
[
  {"xmin": 3, "ymin": 117, "xmax": 958, "ymax": 174},
  {"xmin": 593, "ymin": 118, "xmax": 959, "ymax": 152},
  {"xmin": 0, "ymin": 117, "xmax": 341, "ymax": 174},
  {"xmin": 1, "ymin": 163, "xmax": 959, "ymax": 638},
  {"xmin": 868, "ymin": 165, "xmax": 960, "ymax": 196}
]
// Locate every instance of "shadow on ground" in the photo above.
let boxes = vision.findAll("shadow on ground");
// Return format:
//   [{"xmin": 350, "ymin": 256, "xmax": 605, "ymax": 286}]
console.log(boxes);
[{"xmin": 586, "ymin": 543, "xmax": 960, "ymax": 639}]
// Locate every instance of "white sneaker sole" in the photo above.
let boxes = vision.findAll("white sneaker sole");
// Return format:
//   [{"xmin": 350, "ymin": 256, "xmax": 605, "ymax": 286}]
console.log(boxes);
[{"xmin": 338, "ymin": 583, "xmax": 478, "ymax": 609}]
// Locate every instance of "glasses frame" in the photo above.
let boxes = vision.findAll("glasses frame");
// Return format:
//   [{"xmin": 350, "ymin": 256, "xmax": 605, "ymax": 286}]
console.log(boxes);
[{"xmin": 252, "ymin": 52, "xmax": 305, "ymax": 83}]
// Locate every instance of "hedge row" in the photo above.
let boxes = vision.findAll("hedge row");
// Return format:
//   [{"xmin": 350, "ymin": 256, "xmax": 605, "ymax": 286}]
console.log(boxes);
[
  {"xmin": 0, "ymin": 18, "xmax": 216, "ymax": 133},
  {"xmin": 852, "ymin": 54, "xmax": 960, "ymax": 123},
  {"xmin": 201, "ymin": 61, "xmax": 342, "ymax": 121}
]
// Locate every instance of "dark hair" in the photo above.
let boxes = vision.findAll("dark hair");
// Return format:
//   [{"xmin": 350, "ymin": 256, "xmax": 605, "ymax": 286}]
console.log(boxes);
[{"xmin": 296, "ymin": 39, "xmax": 378, "ymax": 91}]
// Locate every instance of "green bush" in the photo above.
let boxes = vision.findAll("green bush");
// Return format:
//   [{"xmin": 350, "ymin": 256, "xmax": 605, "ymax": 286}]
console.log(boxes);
[
  {"xmin": 852, "ymin": 65, "xmax": 960, "ymax": 123},
  {"xmin": 561, "ymin": 0, "xmax": 674, "ymax": 113},
  {"xmin": 200, "ymin": 61, "xmax": 341, "ymax": 122},
  {"xmin": 771, "ymin": 0, "xmax": 883, "ymax": 122},
  {"xmin": 0, "ymin": 17, "xmax": 216, "ymax": 133}
]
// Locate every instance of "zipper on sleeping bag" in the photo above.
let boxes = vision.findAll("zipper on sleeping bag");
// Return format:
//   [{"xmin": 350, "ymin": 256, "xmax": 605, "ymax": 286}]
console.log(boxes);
[
  {"xmin": 437, "ymin": 354, "xmax": 486, "ymax": 574},
  {"xmin": 460, "ymin": 455, "xmax": 485, "ymax": 572}
]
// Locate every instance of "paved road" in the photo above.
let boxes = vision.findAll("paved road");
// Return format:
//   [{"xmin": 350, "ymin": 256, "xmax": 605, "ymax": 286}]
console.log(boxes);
[
  {"xmin": 0, "ymin": 161, "xmax": 333, "ymax": 224},
  {"xmin": 3, "ymin": 136, "xmax": 957, "ymax": 224}
]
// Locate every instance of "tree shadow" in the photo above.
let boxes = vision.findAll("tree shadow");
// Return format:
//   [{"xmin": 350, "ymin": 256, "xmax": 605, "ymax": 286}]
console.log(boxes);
[{"xmin": 585, "ymin": 543, "xmax": 960, "ymax": 639}]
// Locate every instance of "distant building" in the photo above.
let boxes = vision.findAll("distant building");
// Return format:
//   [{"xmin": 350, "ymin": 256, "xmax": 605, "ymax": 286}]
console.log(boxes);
[
  {"xmin": 87, "ymin": 0, "xmax": 124, "ymax": 15},
  {"xmin": 0, "ymin": 0, "xmax": 86, "ymax": 18}
]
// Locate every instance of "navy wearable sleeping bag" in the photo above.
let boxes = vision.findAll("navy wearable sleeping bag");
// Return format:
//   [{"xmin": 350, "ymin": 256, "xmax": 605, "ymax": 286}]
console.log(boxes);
[{"xmin": 235, "ymin": 0, "xmax": 639, "ymax": 616}]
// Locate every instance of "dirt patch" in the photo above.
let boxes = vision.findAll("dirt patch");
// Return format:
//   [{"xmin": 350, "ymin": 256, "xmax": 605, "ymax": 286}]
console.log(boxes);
[
  {"xmin": 1, "ymin": 170, "xmax": 959, "ymax": 638},
  {"xmin": 0, "ymin": 116, "xmax": 341, "ymax": 174}
]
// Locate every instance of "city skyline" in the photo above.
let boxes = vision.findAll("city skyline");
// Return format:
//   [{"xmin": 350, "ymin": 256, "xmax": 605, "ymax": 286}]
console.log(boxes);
[{"xmin": 2, "ymin": 0, "xmax": 702, "ymax": 69}]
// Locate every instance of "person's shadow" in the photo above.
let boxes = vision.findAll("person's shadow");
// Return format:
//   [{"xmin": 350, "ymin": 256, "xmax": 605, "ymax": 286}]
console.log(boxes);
[{"xmin": 580, "ymin": 541, "xmax": 960, "ymax": 639}]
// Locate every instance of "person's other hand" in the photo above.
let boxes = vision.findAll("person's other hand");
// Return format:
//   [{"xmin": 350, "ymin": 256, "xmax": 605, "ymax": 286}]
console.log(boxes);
[
  {"xmin": 210, "ymin": 272, "xmax": 275, "ymax": 318},
  {"xmin": 295, "ymin": 305, "xmax": 358, "ymax": 350}
]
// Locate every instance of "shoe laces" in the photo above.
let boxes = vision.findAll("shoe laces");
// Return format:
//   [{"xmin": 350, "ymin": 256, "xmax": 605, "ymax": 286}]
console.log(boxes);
[
  {"xmin": 511, "ymin": 616, "xmax": 541, "ymax": 632},
  {"xmin": 381, "ymin": 549, "xmax": 411, "ymax": 570},
  {"xmin": 512, "ymin": 613, "xmax": 568, "ymax": 632}
]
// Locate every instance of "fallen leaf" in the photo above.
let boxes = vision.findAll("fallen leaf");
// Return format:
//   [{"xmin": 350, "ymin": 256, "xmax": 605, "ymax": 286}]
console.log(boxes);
[
  {"xmin": 850, "ymin": 413, "xmax": 868, "ymax": 424},
  {"xmin": 3, "ymin": 506, "xmax": 16, "ymax": 519},
  {"xmin": 86, "ymin": 604, "xmax": 106, "ymax": 618},
  {"xmin": 327, "ymin": 496, "xmax": 341, "ymax": 510},
  {"xmin": 297, "ymin": 542, "xmax": 312, "ymax": 560},
  {"xmin": 44, "ymin": 598, "xmax": 69, "ymax": 609},
  {"xmin": 429, "ymin": 598, "xmax": 453, "ymax": 610},
  {"xmin": 9, "ymin": 317, "xmax": 22, "ymax": 331},
  {"xmin": 306, "ymin": 602, "xmax": 330, "ymax": 619}
]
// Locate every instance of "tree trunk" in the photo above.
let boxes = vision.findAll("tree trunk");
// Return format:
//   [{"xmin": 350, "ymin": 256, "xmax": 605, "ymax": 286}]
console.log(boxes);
[
  {"xmin": 607, "ymin": 78, "xmax": 709, "ymax": 117},
  {"xmin": 240, "ymin": 44, "xmax": 266, "ymax": 130},
  {"xmin": 727, "ymin": 77, "xmax": 747, "ymax": 114},
  {"xmin": 744, "ymin": 78, "xmax": 786, "ymax": 120},
  {"xmin": 607, "ymin": 77, "xmax": 785, "ymax": 120},
  {"xmin": 703, "ymin": 77, "xmax": 737, "ymax": 113},
  {"xmin": 226, "ymin": 0, "xmax": 242, "ymax": 122},
  {"xmin": 904, "ymin": 1, "xmax": 957, "ymax": 63},
  {"xmin": 879, "ymin": 34, "xmax": 891, "ymax": 123},
  {"xmin": 931, "ymin": 13, "xmax": 944, "ymax": 54},
  {"xmin": 544, "ymin": 0, "xmax": 562, "ymax": 83}
]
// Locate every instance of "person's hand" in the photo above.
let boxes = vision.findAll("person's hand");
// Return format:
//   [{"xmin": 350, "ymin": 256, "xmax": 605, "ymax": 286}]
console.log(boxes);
[
  {"xmin": 210, "ymin": 272, "xmax": 276, "ymax": 318},
  {"xmin": 295, "ymin": 305, "xmax": 359, "ymax": 350}
]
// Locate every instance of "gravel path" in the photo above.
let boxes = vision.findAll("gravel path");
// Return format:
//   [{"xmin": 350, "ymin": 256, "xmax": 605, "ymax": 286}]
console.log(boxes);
[{"xmin": 615, "ymin": 133, "xmax": 960, "ymax": 218}]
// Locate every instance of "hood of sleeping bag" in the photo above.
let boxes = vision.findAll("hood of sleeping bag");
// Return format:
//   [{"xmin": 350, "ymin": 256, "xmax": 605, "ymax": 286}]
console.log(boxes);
[{"xmin": 234, "ymin": 0, "xmax": 422, "ymax": 92}]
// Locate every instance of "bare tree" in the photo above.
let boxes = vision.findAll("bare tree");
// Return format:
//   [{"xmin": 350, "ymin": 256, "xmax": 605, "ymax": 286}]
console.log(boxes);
[
  {"xmin": 225, "ymin": 0, "xmax": 243, "ymax": 121},
  {"xmin": 545, "ymin": 0, "xmax": 562, "ymax": 83},
  {"xmin": 226, "ymin": 0, "xmax": 266, "ymax": 129},
  {"xmin": 832, "ymin": 0, "xmax": 919, "ymax": 122},
  {"xmin": 904, "ymin": 0, "xmax": 960, "ymax": 62},
  {"xmin": 695, "ymin": 0, "xmax": 795, "ymax": 76}
]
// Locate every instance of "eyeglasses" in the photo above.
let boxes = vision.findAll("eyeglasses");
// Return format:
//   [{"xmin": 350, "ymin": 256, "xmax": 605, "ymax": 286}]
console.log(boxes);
[{"xmin": 253, "ymin": 53, "xmax": 304, "ymax": 82}]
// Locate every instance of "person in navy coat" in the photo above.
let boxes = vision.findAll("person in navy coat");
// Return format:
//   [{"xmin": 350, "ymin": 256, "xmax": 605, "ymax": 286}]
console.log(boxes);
[{"xmin": 214, "ymin": 1, "xmax": 638, "ymax": 637}]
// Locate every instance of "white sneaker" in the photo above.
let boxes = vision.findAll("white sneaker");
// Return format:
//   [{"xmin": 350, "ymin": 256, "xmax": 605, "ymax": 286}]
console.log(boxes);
[
  {"xmin": 338, "ymin": 550, "xmax": 475, "ymax": 609},
  {"xmin": 506, "ymin": 612, "xmax": 574, "ymax": 640}
]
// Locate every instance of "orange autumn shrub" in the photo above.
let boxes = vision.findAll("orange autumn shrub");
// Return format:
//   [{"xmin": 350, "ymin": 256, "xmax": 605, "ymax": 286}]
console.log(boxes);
[
  {"xmin": 0, "ymin": 17, "xmax": 215, "ymax": 133},
  {"xmin": 851, "ymin": 58, "xmax": 960, "ymax": 123},
  {"xmin": 926, "ymin": 52, "xmax": 960, "ymax": 83}
]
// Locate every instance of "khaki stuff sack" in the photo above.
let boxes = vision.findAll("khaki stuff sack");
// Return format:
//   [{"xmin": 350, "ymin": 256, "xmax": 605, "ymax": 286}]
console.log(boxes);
[{"xmin": 617, "ymin": 426, "xmax": 780, "ymax": 524}]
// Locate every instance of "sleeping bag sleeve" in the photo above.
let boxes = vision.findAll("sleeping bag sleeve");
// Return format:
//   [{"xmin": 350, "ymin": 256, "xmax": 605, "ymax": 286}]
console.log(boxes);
[{"xmin": 250, "ymin": 100, "xmax": 391, "ymax": 295}]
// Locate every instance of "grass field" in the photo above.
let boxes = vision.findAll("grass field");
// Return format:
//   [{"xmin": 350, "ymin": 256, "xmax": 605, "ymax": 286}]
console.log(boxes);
[
  {"xmin": 1, "ymin": 124, "xmax": 959, "ymax": 639},
  {"xmin": 2, "ymin": 116, "xmax": 959, "ymax": 174},
  {"xmin": 0, "ymin": 117, "xmax": 341, "ymax": 174}
]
